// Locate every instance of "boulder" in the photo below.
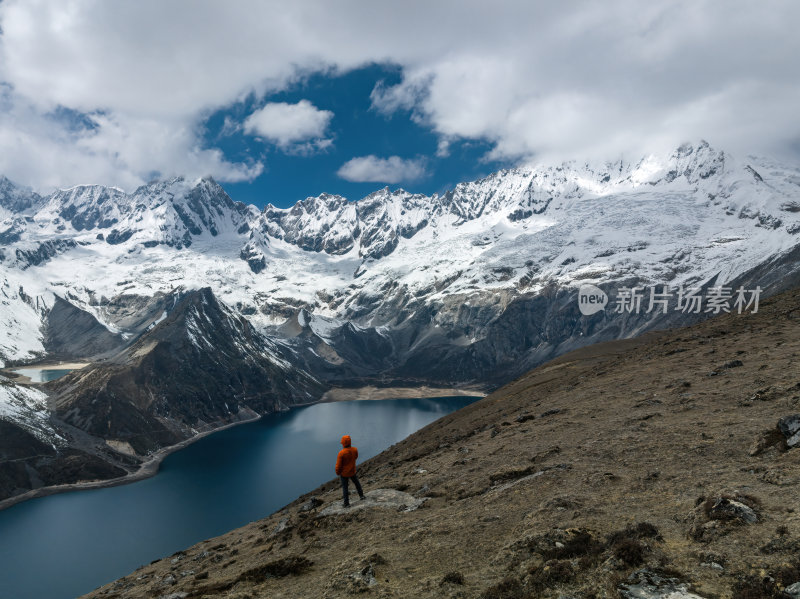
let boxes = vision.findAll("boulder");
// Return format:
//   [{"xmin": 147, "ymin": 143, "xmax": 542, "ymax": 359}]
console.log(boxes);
[
  {"xmin": 326, "ymin": 555, "xmax": 383, "ymax": 594},
  {"xmin": 785, "ymin": 582, "xmax": 800, "ymax": 598},
  {"xmin": 268, "ymin": 516, "xmax": 291, "ymax": 539},
  {"xmin": 299, "ymin": 497, "xmax": 323, "ymax": 512},
  {"xmin": 748, "ymin": 428, "xmax": 784, "ymax": 456},
  {"xmin": 778, "ymin": 415, "xmax": 800, "ymax": 448},
  {"xmin": 687, "ymin": 493, "xmax": 759, "ymax": 541},
  {"xmin": 619, "ymin": 569, "xmax": 706, "ymax": 599},
  {"xmin": 707, "ymin": 497, "xmax": 758, "ymax": 524},
  {"xmin": 318, "ymin": 488, "xmax": 427, "ymax": 516}
]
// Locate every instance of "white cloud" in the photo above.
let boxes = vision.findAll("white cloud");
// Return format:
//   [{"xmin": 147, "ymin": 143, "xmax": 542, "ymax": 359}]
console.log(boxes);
[
  {"xmin": 0, "ymin": 0, "xmax": 798, "ymax": 190},
  {"xmin": 370, "ymin": 74, "xmax": 431, "ymax": 117},
  {"xmin": 337, "ymin": 155, "xmax": 428, "ymax": 183},
  {"xmin": 391, "ymin": 2, "xmax": 800, "ymax": 163},
  {"xmin": 0, "ymin": 92, "xmax": 262, "ymax": 192},
  {"xmin": 435, "ymin": 138, "xmax": 452, "ymax": 158},
  {"xmin": 243, "ymin": 100, "xmax": 333, "ymax": 150}
]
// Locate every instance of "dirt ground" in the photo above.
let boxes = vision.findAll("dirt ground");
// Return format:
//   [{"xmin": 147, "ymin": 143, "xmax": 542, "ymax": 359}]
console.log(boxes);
[
  {"xmin": 83, "ymin": 287, "xmax": 800, "ymax": 599},
  {"xmin": 320, "ymin": 385, "xmax": 487, "ymax": 402}
]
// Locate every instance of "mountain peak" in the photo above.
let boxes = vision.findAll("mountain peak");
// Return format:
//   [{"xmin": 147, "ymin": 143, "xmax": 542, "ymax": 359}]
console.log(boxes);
[
  {"xmin": 0, "ymin": 176, "xmax": 42, "ymax": 213},
  {"xmin": 50, "ymin": 285, "xmax": 323, "ymax": 456}
]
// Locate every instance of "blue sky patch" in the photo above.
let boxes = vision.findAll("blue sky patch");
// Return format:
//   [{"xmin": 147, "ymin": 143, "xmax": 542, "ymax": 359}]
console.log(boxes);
[{"xmin": 204, "ymin": 64, "xmax": 507, "ymax": 209}]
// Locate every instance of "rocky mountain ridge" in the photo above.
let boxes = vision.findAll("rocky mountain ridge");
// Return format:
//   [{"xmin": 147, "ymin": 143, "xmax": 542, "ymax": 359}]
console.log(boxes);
[
  {"xmin": 50, "ymin": 287, "xmax": 324, "ymax": 455},
  {"xmin": 2, "ymin": 142, "xmax": 798, "ymax": 369}
]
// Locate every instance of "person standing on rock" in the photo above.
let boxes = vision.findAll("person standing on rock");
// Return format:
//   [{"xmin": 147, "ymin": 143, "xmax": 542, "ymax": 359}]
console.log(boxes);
[{"xmin": 335, "ymin": 435, "xmax": 365, "ymax": 507}]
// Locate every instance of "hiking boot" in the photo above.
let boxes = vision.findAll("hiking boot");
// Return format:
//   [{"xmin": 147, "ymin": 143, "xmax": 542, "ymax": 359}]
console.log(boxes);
[
  {"xmin": 343, "ymin": 502, "xmax": 350, "ymax": 508},
  {"xmin": 359, "ymin": 494, "xmax": 365, "ymax": 500}
]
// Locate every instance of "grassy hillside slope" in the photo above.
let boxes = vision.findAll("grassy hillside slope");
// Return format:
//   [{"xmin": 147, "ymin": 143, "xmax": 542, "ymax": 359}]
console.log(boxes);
[{"xmin": 84, "ymin": 287, "xmax": 800, "ymax": 599}]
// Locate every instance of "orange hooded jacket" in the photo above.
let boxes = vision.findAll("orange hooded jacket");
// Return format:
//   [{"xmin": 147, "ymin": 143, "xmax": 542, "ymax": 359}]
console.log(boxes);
[{"xmin": 335, "ymin": 435, "xmax": 358, "ymax": 477}]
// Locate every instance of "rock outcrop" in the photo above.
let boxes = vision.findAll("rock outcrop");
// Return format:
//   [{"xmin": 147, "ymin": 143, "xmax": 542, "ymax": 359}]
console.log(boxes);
[{"xmin": 778, "ymin": 414, "xmax": 800, "ymax": 448}]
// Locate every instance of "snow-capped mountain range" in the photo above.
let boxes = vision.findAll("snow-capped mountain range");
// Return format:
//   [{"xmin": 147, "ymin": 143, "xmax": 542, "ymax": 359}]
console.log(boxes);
[
  {"xmin": 2, "ymin": 141, "xmax": 799, "ymax": 364},
  {"xmin": 1, "ymin": 141, "xmax": 800, "ymax": 487}
]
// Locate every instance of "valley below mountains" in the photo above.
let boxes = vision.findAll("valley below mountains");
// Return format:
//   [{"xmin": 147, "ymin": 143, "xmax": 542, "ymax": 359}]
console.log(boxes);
[{"xmin": 82, "ymin": 274, "xmax": 800, "ymax": 599}]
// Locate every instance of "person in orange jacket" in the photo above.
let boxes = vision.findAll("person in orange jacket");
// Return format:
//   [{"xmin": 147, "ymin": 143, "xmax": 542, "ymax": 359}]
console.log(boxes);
[{"xmin": 335, "ymin": 434, "xmax": 365, "ymax": 507}]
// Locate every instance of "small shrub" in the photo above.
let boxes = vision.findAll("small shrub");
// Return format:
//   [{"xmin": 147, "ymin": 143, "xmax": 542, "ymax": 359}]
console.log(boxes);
[
  {"xmin": 490, "ymin": 465, "xmax": 539, "ymax": 485},
  {"xmin": 366, "ymin": 553, "xmax": 387, "ymax": 565},
  {"xmin": 606, "ymin": 522, "xmax": 661, "ymax": 545},
  {"xmin": 731, "ymin": 576, "xmax": 785, "ymax": 599},
  {"xmin": 760, "ymin": 536, "xmax": 800, "ymax": 555},
  {"xmin": 631, "ymin": 522, "xmax": 661, "ymax": 539},
  {"xmin": 441, "ymin": 571, "xmax": 465, "ymax": 585},
  {"xmin": 240, "ymin": 555, "xmax": 313, "ymax": 581},
  {"xmin": 612, "ymin": 538, "xmax": 645, "ymax": 567},
  {"xmin": 605, "ymin": 522, "xmax": 660, "ymax": 567},
  {"xmin": 774, "ymin": 560, "xmax": 800, "ymax": 587},
  {"xmin": 528, "ymin": 560, "xmax": 574, "ymax": 589},
  {"xmin": 480, "ymin": 577, "xmax": 528, "ymax": 599},
  {"xmin": 542, "ymin": 529, "xmax": 604, "ymax": 560}
]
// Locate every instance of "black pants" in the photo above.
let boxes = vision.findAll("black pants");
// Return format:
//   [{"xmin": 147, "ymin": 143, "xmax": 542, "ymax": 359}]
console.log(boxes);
[{"xmin": 340, "ymin": 475, "xmax": 364, "ymax": 505}]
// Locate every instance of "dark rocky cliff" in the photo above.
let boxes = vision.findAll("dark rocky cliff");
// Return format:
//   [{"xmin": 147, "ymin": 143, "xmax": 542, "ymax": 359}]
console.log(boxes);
[{"xmin": 50, "ymin": 288, "xmax": 325, "ymax": 455}]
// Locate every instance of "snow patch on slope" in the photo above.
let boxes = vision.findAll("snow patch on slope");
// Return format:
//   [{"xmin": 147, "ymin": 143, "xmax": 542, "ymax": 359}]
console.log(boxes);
[{"xmin": 0, "ymin": 376, "xmax": 65, "ymax": 446}]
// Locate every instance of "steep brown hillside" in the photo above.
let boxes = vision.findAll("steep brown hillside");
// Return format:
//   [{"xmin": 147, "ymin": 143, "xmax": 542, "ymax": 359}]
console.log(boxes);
[{"xmin": 84, "ymin": 286, "xmax": 800, "ymax": 599}]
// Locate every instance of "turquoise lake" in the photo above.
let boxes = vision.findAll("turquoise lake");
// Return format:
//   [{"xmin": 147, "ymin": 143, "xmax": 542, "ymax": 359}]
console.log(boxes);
[
  {"xmin": 11, "ymin": 367, "xmax": 77, "ymax": 383},
  {"xmin": 0, "ymin": 396, "xmax": 479, "ymax": 599}
]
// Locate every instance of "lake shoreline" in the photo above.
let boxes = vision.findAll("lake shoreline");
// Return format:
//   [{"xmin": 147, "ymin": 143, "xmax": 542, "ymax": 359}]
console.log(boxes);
[
  {"xmin": 0, "ymin": 387, "xmax": 484, "ymax": 512},
  {"xmin": 0, "ymin": 395, "xmax": 480, "ymax": 599},
  {"xmin": 0, "ymin": 412, "xmax": 263, "ymax": 512}
]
